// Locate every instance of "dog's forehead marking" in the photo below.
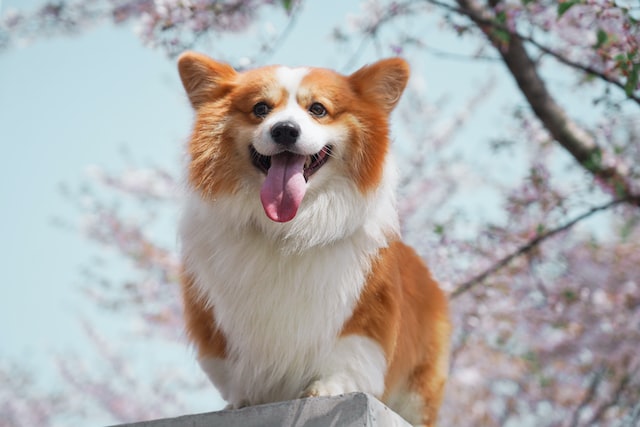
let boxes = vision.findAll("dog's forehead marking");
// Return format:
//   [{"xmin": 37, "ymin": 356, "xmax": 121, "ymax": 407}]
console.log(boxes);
[{"xmin": 275, "ymin": 66, "xmax": 310, "ymax": 100}]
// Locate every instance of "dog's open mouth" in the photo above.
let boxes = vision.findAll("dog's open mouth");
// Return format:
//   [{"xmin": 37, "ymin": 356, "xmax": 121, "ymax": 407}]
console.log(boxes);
[{"xmin": 250, "ymin": 145, "xmax": 332, "ymax": 181}]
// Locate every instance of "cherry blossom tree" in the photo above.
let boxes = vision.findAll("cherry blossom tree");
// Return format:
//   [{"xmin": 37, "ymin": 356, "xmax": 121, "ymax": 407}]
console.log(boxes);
[
  {"xmin": 0, "ymin": 0, "xmax": 296, "ymax": 56},
  {"xmin": 1, "ymin": 0, "xmax": 639, "ymax": 426}
]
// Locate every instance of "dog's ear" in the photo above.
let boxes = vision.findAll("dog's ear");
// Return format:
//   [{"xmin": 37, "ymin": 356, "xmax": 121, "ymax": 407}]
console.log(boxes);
[
  {"xmin": 348, "ymin": 58, "xmax": 410, "ymax": 114},
  {"xmin": 178, "ymin": 52, "xmax": 237, "ymax": 109}
]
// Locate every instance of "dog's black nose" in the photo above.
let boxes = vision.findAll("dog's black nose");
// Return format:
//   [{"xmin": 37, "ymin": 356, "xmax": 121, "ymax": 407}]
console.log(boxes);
[{"xmin": 270, "ymin": 121, "xmax": 300, "ymax": 145}]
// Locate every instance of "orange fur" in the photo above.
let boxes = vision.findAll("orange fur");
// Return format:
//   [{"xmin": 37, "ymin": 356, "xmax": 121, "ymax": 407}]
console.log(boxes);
[
  {"xmin": 181, "ymin": 272, "xmax": 227, "ymax": 359},
  {"xmin": 342, "ymin": 241, "xmax": 450, "ymax": 425}
]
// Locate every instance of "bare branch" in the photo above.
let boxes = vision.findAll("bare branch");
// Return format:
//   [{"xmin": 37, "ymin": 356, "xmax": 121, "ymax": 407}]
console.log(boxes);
[
  {"xmin": 587, "ymin": 374, "xmax": 631, "ymax": 425},
  {"xmin": 568, "ymin": 367, "xmax": 606, "ymax": 427},
  {"xmin": 517, "ymin": 34, "xmax": 640, "ymax": 106},
  {"xmin": 340, "ymin": 0, "xmax": 424, "ymax": 71},
  {"xmin": 623, "ymin": 401, "xmax": 640, "ymax": 427},
  {"xmin": 251, "ymin": 0, "xmax": 302, "ymax": 66},
  {"xmin": 402, "ymin": 36, "xmax": 501, "ymax": 62},
  {"xmin": 451, "ymin": 197, "xmax": 629, "ymax": 298}
]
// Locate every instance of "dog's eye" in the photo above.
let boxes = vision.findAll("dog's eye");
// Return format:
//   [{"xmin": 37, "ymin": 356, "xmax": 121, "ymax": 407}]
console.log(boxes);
[
  {"xmin": 253, "ymin": 102, "xmax": 271, "ymax": 118},
  {"xmin": 309, "ymin": 102, "xmax": 327, "ymax": 118}
]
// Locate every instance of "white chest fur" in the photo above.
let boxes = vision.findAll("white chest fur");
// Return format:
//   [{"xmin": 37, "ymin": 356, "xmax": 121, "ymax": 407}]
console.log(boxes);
[
  {"xmin": 179, "ymin": 157, "xmax": 399, "ymax": 404},
  {"xmin": 181, "ymin": 195, "xmax": 395, "ymax": 404}
]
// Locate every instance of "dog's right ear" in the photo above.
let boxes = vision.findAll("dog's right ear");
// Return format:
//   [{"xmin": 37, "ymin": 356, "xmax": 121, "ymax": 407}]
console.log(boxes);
[
  {"xmin": 348, "ymin": 58, "xmax": 409, "ymax": 115},
  {"xmin": 178, "ymin": 52, "xmax": 237, "ymax": 109}
]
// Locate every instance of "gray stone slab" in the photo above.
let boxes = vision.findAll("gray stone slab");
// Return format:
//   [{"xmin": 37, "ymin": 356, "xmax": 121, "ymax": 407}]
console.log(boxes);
[{"xmin": 110, "ymin": 392, "xmax": 411, "ymax": 427}]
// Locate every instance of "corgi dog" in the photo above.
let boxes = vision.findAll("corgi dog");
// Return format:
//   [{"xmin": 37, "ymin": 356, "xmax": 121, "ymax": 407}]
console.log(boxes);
[{"xmin": 177, "ymin": 51, "xmax": 451, "ymax": 426}]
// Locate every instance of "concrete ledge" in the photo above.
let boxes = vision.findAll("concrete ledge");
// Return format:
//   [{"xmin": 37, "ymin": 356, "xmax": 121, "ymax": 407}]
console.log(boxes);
[{"xmin": 112, "ymin": 392, "xmax": 411, "ymax": 427}]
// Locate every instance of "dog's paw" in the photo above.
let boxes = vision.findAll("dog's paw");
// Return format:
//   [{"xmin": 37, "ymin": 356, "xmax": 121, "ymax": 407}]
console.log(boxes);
[
  {"xmin": 224, "ymin": 399, "xmax": 250, "ymax": 410},
  {"xmin": 301, "ymin": 376, "xmax": 356, "ymax": 398}
]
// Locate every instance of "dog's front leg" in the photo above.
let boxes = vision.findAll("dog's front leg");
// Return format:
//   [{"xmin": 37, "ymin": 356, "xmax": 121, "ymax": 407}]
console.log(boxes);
[{"xmin": 301, "ymin": 335, "xmax": 387, "ymax": 398}]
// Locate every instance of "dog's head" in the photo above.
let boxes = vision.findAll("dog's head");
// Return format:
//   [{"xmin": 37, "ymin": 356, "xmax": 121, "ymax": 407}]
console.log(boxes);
[{"xmin": 178, "ymin": 52, "xmax": 408, "ymax": 239}]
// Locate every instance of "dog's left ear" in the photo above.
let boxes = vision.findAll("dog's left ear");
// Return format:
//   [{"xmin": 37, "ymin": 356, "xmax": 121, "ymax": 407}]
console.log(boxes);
[{"xmin": 348, "ymin": 58, "xmax": 410, "ymax": 114}]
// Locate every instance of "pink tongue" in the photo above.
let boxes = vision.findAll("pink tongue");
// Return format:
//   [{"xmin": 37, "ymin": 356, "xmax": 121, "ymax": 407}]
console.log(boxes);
[{"xmin": 260, "ymin": 152, "xmax": 307, "ymax": 222}]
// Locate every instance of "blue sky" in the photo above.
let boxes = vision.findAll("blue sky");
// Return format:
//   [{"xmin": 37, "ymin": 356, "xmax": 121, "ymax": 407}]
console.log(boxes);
[{"xmin": 1, "ymin": 6, "xmax": 185, "ymax": 360}]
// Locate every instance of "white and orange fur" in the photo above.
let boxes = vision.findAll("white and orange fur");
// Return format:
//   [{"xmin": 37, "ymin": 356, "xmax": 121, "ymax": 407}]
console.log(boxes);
[{"xmin": 177, "ymin": 51, "xmax": 451, "ymax": 426}]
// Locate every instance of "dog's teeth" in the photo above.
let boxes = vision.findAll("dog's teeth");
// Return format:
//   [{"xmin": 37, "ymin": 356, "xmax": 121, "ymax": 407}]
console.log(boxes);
[{"xmin": 305, "ymin": 157, "xmax": 312, "ymax": 169}]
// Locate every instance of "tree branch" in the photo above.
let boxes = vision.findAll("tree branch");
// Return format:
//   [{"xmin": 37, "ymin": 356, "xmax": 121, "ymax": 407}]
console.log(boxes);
[
  {"xmin": 622, "ymin": 400, "xmax": 640, "ymax": 427},
  {"xmin": 587, "ymin": 373, "xmax": 631, "ymax": 425},
  {"xmin": 340, "ymin": 0, "xmax": 426, "ymax": 71},
  {"xmin": 569, "ymin": 367, "xmax": 606, "ymax": 427},
  {"xmin": 450, "ymin": 0, "xmax": 640, "ymax": 207},
  {"xmin": 517, "ymin": 34, "xmax": 640, "ymax": 107},
  {"xmin": 451, "ymin": 197, "xmax": 629, "ymax": 298},
  {"xmin": 423, "ymin": 0, "xmax": 640, "ymax": 106},
  {"xmin": 251, "ymin": 0, "xmax": 302, "ymax": 66}
]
